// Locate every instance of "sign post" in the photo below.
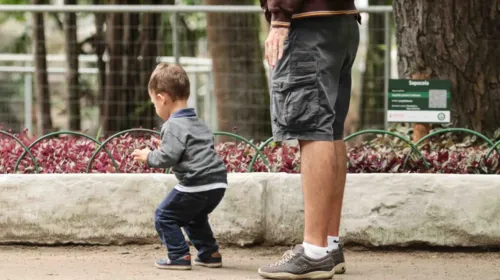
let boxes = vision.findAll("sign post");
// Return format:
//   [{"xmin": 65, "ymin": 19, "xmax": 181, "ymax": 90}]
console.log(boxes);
[{"xmin": 387, "ymin": 79, "xmax": 451, "ymax": 124}]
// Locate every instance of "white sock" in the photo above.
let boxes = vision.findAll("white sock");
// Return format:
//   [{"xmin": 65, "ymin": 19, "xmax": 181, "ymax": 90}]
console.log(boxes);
[
  {"xmin": 302, "ymin": 241, "xmax": 328, "ymax": 260},
  {"xmin": 327, "ymin": 236, "xmax": 340, "ymax": 252}
]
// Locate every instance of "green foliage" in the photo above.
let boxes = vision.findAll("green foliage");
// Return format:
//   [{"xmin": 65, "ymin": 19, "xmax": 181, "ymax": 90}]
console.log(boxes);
[
  {"xmin": 0, "ymin": 0, "xmax": 28, "ymax": 24},
  {"xmin": 180, "ymin": 0, "xmax": 203, "ymax": 4},
  {"xmin": 0, "ymin": 0, "xmax": 29, "ymax": 4},
  {"xmin": 0, "ymin": 26, "xmax": 30, "ymax": 53}
]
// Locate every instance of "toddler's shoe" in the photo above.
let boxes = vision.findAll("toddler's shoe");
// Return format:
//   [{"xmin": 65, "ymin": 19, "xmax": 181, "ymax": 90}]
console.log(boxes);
[
  {"xmin": 155, "ymin": 254, "xmax": 192, "ymax": 270},
  {"xmin": 194, "ymin": 252, "xmax": 222, "ymax": 268}
]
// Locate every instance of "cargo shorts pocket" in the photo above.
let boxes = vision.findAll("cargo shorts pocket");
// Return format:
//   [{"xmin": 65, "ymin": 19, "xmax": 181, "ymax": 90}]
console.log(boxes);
[{"xmin": 272, "ymin": 74, "xmax": 320, "ymax": 130}]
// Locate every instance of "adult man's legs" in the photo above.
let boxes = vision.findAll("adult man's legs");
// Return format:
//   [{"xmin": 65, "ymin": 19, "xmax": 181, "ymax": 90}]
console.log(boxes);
[
  {"xmin": 302, "ymin": 139, "xmax": 348, "ymax": 263},
  {"xmin": 326, "ymin": 140, "xmax": 348, "ymax": 274},
  {"xmin": 258, "ymin": 140, "xmax": 337, "ymax": 279},
  {"xmin": 258, "ymin": 14, "xmax": 359, "ymax": 279},
  {"xmin": 300, "ymin": 140, "xmax": 337, "ymax": 248},
  {"xmin": 326, "ymin": 66, "xmax": 357, "ymax": 274},
  {"xmin": 327, "ymin": 141, "xmax": 348, "ymax": 238}
]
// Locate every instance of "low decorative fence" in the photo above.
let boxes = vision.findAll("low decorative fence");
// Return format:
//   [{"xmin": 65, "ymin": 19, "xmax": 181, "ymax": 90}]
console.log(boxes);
[{"xmin": 1, "ymin": 128, "xmax": 499, "ymax": 174}]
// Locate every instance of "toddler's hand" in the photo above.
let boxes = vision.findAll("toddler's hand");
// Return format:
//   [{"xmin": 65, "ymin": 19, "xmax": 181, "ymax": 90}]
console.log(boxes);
[
  {"xmin": 151, "ymin": 137, "xmax": 161, "ymax": 148},
  {"xmin": 132, "ymin": 148, "xmax": 151, "ymax": 163}
]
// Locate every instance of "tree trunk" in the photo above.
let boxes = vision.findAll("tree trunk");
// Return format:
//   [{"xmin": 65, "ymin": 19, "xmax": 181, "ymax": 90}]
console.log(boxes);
[
  {"xmin": 32, "ymin": 0, "xmax": 53, "ymax": 134},
  {"xmin": 204, "ymin": 0, "xmax": 271, "ymax": 142},
  {"xmin": 411, "ymin": 73, "xmax": 431, "ymax": 143},
  {"xmin": 360, "ymin": 0, "xmax": 388, "ymax": 130},
  {"xmin": 93, "ymin": 0, "xmax": 106, "ymax": 131},
  {"xmin": 123, "ymin": 2, "xmax": 140, "ymax": 128},
  {"xmin": 179, "ymin": 16, "xmax": 197, "ymax": 57},
  {"xmin": 137, "ymin": 0, "xmax": 164, "ymax": 130},
  {"xmin": 64, "ymin": 0, "xmax": 80, "ymax": 131},
  {"xmin": 393, "ymin": 0, "xmax": 500, "ymax": 136},
  {"xmin": 103, "ymin": 0, "xmax": 125, "ymax": 133}
]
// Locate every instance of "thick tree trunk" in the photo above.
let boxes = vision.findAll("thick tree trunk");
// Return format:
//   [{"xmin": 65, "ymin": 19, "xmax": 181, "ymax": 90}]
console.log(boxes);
[
  {"xmin": 179, "ymin": 16, "xmax": 196, "ymax": 57},
  {"xmin": 32, "ymin": 0, "xmax": 53, "ymax": 134},
  {"xmin": 411, "ymin": 72, "xmax": 431, "ymax": 143},
  {"xmin": 204, "ymin": 0, "xmax": 271, "ymax": 142},
  {"xmin": 64, "ymin": 0, "xmax": 80, "ymax": 131},
  {"xmin": 137, "ymin": 0, "xmax": 164, "ymax": 130},
  {"xmin": 393, "ymin": 0, "xmax": 500, "ymax": 136},
  {"xmin": 93, "ymin": 0, "xmax": 106, "ymax": 130},
  {"xmin": 103, "ymin": 0, "xmax": 124, "ymax": 133},
  {"xmin": 123, "ymin": 4, "xmax": 140, "ymax": 128},
  {"xmin": 360, "ymin": 0, "xmax": 387, "ymax": 129}
]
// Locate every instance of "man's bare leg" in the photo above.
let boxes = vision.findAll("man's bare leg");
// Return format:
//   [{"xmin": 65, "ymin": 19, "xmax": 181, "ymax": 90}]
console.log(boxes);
[
  {"xmin": 257, "ymin": 140, "xmax": 338, "ymax": 279},
  {"xmin": 327, "ymin": 140, "xmax": 348, "ymax": 273},
  {"xmin": 328, "ymin": 140, "xmax": 348, "ymax": 237},
  {"xmin": 300, "ymin": 140, "xmax": 338, "ymax": 249}
]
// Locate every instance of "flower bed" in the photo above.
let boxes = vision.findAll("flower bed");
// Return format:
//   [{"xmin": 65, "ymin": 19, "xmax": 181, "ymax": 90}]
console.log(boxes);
[{"xmin": 0, "ymin": 129, "xmax": 499, "ymax": 174}]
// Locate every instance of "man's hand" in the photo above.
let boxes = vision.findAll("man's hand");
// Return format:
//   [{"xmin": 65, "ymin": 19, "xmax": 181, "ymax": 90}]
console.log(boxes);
[
  {"xmin": 132, "ymin": 148, "xmax": 151, "ymax": 163},
  {"xmin": 265, "ymin": 27, "xmax": 289, "ymax": 68}
]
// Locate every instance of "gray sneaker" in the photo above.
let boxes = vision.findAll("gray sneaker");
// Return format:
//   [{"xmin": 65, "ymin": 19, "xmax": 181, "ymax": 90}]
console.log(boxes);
[
  {"xmin": 330, "ymin": 244, "xmax": 346, "ymax": 274},
  {"xmin": 258, "ymin": 245, "xmax": 334, "ymax": 279}
]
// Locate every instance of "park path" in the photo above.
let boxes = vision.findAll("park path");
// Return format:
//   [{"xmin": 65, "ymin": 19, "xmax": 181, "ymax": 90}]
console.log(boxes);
[{"xmin": 0, "ymin": 245, "xmax": 498, "ymax": 280}]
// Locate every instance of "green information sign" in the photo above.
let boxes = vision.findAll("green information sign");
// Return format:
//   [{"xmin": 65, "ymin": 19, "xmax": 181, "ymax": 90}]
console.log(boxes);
[{"xmin": 387, "ymin": 79, "xmax": 451, "ymax": 123}]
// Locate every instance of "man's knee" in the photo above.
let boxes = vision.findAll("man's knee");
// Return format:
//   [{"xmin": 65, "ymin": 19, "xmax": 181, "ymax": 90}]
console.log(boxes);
[
  {"xmin": 299, "ymin": 140, "xmax": 335, "ymax": 149},
  {"xmin": 333, "ymin": 140, "xmax": 348, "ymax": 160},
  {"xmin": 299, "ymin": 140, "xmax": 336, "ymax": 163}
]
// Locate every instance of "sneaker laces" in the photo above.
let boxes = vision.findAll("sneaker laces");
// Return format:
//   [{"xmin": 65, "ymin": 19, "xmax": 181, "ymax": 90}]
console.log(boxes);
[
  {"xmin": 270, "ymin": 250, "xmax": 296, "ymax": 267},
  {"xmin": 281, "ymin": 249, "xmax": 293, "ymax": 258}
]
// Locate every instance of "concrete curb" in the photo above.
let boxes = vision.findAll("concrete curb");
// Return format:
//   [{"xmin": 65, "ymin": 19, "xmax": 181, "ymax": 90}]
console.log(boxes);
[{"xmin": 1, "ymin": 173, "xmax": 499, "ymax": 247}]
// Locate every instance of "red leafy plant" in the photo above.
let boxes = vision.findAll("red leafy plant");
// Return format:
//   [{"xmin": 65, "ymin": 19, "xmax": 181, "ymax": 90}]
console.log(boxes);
[
  {"xmin": 0, "ymin": 129, "xmax": 498, "ymax": 174},
  {"xmin": 347, "ymin": 132, "xmax": 499, "ymax": 174},
  {"xmin": 0, "ymin": 129, "xmax": 161, "ymax": 174}
]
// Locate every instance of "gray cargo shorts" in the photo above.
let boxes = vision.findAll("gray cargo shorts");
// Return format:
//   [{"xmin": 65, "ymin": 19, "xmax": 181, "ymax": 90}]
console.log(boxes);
[{"xmin": 270, "ymin": 14, "xmax": 360, "ymax": 141}]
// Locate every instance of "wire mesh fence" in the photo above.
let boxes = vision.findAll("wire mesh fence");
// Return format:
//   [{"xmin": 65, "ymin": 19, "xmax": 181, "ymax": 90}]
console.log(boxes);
[{"xmin": 0, "ymin": 4, "xmax": 396, "ymax": 142}]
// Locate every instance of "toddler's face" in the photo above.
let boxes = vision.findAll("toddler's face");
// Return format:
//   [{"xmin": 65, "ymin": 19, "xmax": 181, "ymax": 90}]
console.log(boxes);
[{"xmin": 149, "ymin": 90, "xmax": 172, "ymax": 120}]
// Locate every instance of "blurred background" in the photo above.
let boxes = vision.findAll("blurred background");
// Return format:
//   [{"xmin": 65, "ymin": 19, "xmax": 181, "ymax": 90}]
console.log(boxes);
[{"xmin": 0, "ymin": 0, "xmax": 396, "ymax": 142}]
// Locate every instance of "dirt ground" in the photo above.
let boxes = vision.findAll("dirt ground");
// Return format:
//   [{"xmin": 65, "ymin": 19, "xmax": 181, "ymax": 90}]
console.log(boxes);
[{"xmin": 0, "ymin": 245, "xmax": 499, "ymax": 280}]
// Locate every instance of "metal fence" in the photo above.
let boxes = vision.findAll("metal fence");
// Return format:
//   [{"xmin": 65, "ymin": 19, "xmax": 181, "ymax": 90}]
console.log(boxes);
[
  {"xmin": 1, "ymin": 127, "xmax": 500, "ymax": 174},
  {"xmin": 0, "ymin": 4, "xmax": 396, "ymax": 140}
]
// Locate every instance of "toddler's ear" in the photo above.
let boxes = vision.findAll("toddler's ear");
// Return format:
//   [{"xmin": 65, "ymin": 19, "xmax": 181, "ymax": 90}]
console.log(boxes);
[{"xmin": 156, "ymin": 92, "xmax": 167, "ymax": 104}]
